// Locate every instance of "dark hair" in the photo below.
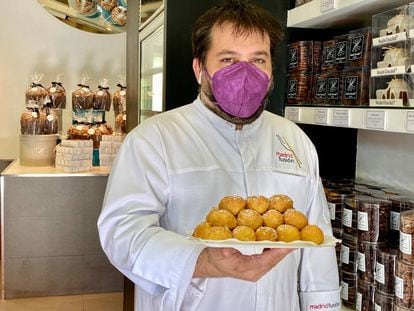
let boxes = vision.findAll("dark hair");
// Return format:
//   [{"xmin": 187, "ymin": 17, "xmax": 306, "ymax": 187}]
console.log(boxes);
[{"xmin": 192, "ymin": 0, "xmax": 284, "ymax": 65}]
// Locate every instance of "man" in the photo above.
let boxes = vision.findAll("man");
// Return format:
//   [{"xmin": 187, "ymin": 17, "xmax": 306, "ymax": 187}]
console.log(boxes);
[{"xmin": 98, "ymin": 1, "xmax": 340, "ymax": 310}]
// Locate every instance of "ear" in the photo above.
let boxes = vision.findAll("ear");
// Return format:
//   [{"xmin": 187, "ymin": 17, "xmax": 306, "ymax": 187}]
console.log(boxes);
[{"xmin": 192, "ymin": 58, "xmax": 202, "ymax": 84}]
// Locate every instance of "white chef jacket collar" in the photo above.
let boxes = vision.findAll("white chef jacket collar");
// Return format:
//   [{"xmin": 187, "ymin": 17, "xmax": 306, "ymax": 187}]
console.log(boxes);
[{"xmin": 194, "ymin": 95, "xmax": 263, "ymax": 132}]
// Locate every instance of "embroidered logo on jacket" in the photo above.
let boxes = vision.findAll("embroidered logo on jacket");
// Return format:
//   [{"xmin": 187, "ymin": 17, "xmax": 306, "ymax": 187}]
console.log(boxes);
[{"xmin": 275, "ymin": 134, "xmax": 303, "ymax": 169}]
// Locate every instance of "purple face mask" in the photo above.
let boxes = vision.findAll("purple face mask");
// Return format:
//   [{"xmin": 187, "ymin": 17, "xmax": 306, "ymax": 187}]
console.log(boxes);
[{"xmin": 208, "ymin": 61, "xmax": 270, "ymax": 118}]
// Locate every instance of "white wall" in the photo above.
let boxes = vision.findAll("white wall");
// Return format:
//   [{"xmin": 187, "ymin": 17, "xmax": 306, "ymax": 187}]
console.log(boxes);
[
  {"xmin": 0, "ymin": 0, "xmax": 126, "ymax": 159},
  {"xmin": 356, "ymin": 130, "xmax": 414, "ymax": 193}
]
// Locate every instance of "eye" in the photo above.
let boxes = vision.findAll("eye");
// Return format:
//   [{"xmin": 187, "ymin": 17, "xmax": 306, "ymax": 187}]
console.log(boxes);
[
  {"xmin": 221, "ymin": 57, "xmax": 236, "ymax": 64},
  {"xmin": 250, "ymin": 58, "xmax": 266, "ymax": 64}
]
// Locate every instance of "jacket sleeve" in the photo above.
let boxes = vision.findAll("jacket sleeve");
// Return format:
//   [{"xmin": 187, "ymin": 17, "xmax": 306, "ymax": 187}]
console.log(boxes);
[
  {"xmin": 298, "ymin": 143, "xmax": 341, "ymax": 311},
  {"xmin": 97, "ymin": 129, "xmax": 206, "ymax": 310}
]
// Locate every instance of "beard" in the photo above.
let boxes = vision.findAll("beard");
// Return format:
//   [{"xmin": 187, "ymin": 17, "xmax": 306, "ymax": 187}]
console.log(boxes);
[{"xmin": 199, "ymin": 75, "xmax": 274, "ymax": 126}]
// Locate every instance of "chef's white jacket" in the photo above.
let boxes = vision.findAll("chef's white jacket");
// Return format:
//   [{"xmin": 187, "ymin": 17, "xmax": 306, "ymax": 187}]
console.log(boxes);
[{"xmin": 98, "ymin": 97, "xmax": 340, "ymax": 311}]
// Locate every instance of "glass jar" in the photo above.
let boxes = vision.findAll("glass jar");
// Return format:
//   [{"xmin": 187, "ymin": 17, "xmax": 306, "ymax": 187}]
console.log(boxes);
[
  {"xmin": 355, "ymin": 280, "xmax": 374, "ymax": 311},
  {"xmin": 341, "ymin": 270, "xmax": 357, "ymax": 309},
  {"xmin": 341, "ymin": 233, "xmax": 358, "ymax": 273},
  {"xmin": 357, "ymin": 197, "xmax": 391, "ymax": 243},
  {"xmin": 389, "ymin": 197, "xmax": 414, "ymax": 247},
  {"xmin": 375, "ymin": 247, "xmax": 398, "ymax": 295},
  {"xmin": 373, "ymin": 289, "xmax": 394, "ymax": 311},
  {"xmin": 395, "ymin": 259, "xmax": 414, "ymax": 308},
  {"xmin": 400, "ymin": 209, "xmax": 414, "ymax": 265},
  {"xmin": 357, "ymin": 241, "xmax": 385, "ymax": 283},
  {"xmin": 327, "ymin": 190, "xmax": 354, "ymax": 229}
]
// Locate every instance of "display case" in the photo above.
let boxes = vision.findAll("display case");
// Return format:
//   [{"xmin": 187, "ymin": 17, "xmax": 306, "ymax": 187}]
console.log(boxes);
[
  {"xmin": 372, "ymin": 3, "xmax": 414, "ymax": 46},
  {"xmin": 138, "ymin": 6, "xmax": 165, "ymax": 123},
  {"xmin": 370, "ymin": 74, "xmax": 414, "ymax": 107}
]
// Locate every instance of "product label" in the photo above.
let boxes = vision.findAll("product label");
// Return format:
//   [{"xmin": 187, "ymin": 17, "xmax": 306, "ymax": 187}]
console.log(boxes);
[
  {"xmin": 328, "ymin": 202, "xmax": 336, "ymax": 220},
  {"xmin": 97, "ymin": 90, "xmax": 104, "ymax": 96},
  {"xmin": 50, "ymin": 87, "xmax": 56, "ymax": 93},
  {"xmin": 315, "ymin": 109, "xmax": 328, "ymax": 125},
  {"xmin": 348, "ymin": 35, "xmax": 364, "ymax": 61},
  {"xmin": 289, "ymin": 48, "xmax": 298, "ymax": 69},
  {"xmin": 373, "ymin": 32, "xmax": 407, "ymax": 46},
  {"xmin": 287, "ymin": 79, "xmax": 298, "ymax": 98},
  {"xmin": 407, "ymin": 111, "xmax": 414, "ymax": 132},
  {"xmin": 285, "ymin": 107, "xmax": 300, "ymax": 122},
  {"xmin": 357, "ymin": 252, "xmax": 366, "ymax": 272},
  {"xmin": 123, "ymin": 114, "xmax": 126, "ymax": 121},
  {"xmin": 371, "ymin": 66, "xmax": 406, "ymax": 77},
  {"xmin": 366, "ymin": 111, "xmax": 385, "ymax": 130},
  {"xmin": 344, "ymin": 76, "xmax": 359, "ymax": 99},
  {"xmin": 357, "ymin": 211, "xmax": 369, "ymax": 231},
  {"xmin": 342, "ymin": 208, "xmax": 352, "ymax": 227},
  {"xmin": 370, "ymin": 99, "xmax": 404, "ymax": 107},
  {"xmin": 323, "ymin": 46, "xmax": 335, "ymax": 66},
  {"xmin": 395, "ymin": 276, "xmax": 404, "ymax": 299},
  {"xmin": 375, "ymin": 262, "xmax": 385, "ymax": 284},
  {"xmin": 315, "ymin": 78, "xmax": 327, "ymax": 99},
  {"xmin": 47, "ymin": 114, "xmax": 54, "ymax": 122},
  {"xmin": 390, "ymin": 211, "xmax": 400, "ymax": 231},
  {"xmin": 327, "ymin": 77, "xmax": 340, "ymax": 99},
  {"xmin": 341, "ymin": 245, "xmax": 350, "ymax": 264},
  {"xmin": 375, "ymin": 303, "xmax": 381, "ymax": 311},
  {"xmin": 356, "ymin": 292, "xmax": 362, "ymax": 311},
  {"xmin": 31, "ymin": 112, "xmax": 38, "ymax": 118},
  {"xmin": 400, "ymin": 231, "xmax": 412, "ymax": 255},
  {"xmin": 340, "ymin": 281, "xmax": 349, "ymax": 300},
  {"xmin": 333, "ymin": 109, "xmax": 349, "ymax": 127},
  {"xmin": 335, "ymin": 40, "xmax": 347, "ymax": 64},
  {"xmin": 120, "ymin": 90, "xmax": 126, "ymax": 96}
]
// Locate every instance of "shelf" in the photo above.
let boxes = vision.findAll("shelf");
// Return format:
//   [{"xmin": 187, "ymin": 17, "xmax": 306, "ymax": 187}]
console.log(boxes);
[
  {"xmin": 287, "ymin": 0, "xmax": 410, "ymax": 29},
  {"xmin": 284, "ymin": 106, "xmax": 414, "ymax": 134}
]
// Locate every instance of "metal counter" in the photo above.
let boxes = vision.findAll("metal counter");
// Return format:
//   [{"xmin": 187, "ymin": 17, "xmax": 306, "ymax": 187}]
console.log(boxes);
[{"xmin": 0, "ymin": 161, "xmax": 123, "ymax": 299}]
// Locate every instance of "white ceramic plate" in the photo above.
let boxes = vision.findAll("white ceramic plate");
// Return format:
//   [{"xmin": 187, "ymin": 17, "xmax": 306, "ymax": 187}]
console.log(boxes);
[{"xmin": 188, "ymin": 235, "xmax": 341, "ymax": 255}]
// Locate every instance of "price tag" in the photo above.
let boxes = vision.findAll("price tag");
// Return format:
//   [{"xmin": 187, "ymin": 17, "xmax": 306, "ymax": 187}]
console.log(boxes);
[
  {"xmin": 333, "ymin": 109, "xmax": 349, "ymax": 127},
  {"xmin": 366, "ymin": 110, "xmax": 385, "ymax": 130},
  {"xmin": 315, "ymin": 108, "xmax": 328, "ymax": 124},
  {"xmin": 407, "ymin": 111, "xmax": 414, "ymax": 132},
  {"xmin": 285, "ymin": 107, "xmax": 300, "ymax": 122},
  {"xmin": 321, "ymin": 0, "xmax": 336, "ymax": 13}
]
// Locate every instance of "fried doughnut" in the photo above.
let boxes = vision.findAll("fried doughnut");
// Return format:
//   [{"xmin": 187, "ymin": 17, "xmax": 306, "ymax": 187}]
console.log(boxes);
[
  {"xmin": 246, "ymin": 195, "xmax": 270, "ymax": 214},
  {"xmin": 283, "ymin": 210, "xmax": 308, "ymax": 230},
  {"xmin": 206, "ymin": 208, "xmax": 237, "ymax": 229},
  {"xmin": 300, "ymin": 224, "xmax": 324, "ymax": 245},
  {"xmin": 218, "ymin": 195, "xmax": 246, "ymax": 216},
  {"xmin": 277, "ymin": 224, "xmax": 300, "ymax": 242},
  {"xmin": 261, "ymin": 209, "xmax": 284, "ymax": 229},
  {"xmin": 237, "ymin": 209, "xmax": 263, "ymax": 230},
  {"xmin": 232, "ymin": 225, "xmax": 256, "ymax": 241},
  {"xmin": 255, "ymin": 226, "xmax": 278, "ymax": 241},
  {"xmin": 269, "ymin": 194, "xmax": 294, "ymax": 213},
  {"xmin": 207, "ymin": 226, "xmax": 232, "ymax": 240},
  {"xmin": 192, "ymin": 222, "xmax": 212, "ymax": 239}
]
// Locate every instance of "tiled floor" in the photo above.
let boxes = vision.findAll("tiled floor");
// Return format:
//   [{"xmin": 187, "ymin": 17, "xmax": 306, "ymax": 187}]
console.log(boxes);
[{"xmin": 0, "ymin": 263, "xmax": 123, "ymax": 311}]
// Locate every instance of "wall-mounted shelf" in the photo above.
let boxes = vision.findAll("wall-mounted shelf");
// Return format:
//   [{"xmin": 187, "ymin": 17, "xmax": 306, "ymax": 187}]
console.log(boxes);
[
  {"xmin": 287, "ymin": 0, "xmax": 411, "ymax": 29},
  {"xmin": 284, "ymin": 106, "xmax": 414, "ymax": 134}
]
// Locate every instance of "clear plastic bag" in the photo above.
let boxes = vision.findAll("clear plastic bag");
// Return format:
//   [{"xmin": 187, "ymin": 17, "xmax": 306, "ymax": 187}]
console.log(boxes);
[
  {"xmin": 113, "ymin": 76, "xmax": 126, "ymax": 113},
  {"xmin": 93, "ymin": 78, "xmax": 111, "ymax": 111},
  {"xmin": 25, "ymin": 73, "xmax": 49, "ymax": 106},
  {"xmin": 72, "ymin": 74, "xmax": 94, "ymax": 110},
  {"xmin": 48, "ymin": 74, "xmax": 66, "ymax": 109}
]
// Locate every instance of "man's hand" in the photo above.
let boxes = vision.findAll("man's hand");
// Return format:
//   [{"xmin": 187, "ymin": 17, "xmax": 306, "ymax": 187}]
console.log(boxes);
[{"xmin": 193, "ymin": 247, "xmax": 295, "ymax": 282}]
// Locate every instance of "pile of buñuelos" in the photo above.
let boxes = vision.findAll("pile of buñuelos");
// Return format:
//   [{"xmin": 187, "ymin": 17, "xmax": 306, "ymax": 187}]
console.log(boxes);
[{"xmin": 192, "ymin": 194, "xmax": 324, "ymax": 244}]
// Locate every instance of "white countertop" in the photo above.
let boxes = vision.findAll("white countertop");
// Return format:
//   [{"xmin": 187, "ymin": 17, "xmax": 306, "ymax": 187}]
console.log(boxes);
[{"xmin": 1, "ymin": 160, "xmax": 111, "ymax": 177}]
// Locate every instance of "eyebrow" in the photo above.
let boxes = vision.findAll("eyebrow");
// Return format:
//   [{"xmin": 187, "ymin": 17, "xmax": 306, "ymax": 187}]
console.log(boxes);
[{"xmin": 216, "ymin": 50, "xmax": 270, "ymax": 58}]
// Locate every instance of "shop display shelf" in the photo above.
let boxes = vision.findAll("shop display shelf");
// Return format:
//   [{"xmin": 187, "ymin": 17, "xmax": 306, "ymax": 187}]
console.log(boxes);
[
  {"xmin": 287, "ymin": 0, "xmax": 410, "ymax": 29},
  {"xmin": 284, "ymin": 105, "xmax": 414, "ymax": 134}
]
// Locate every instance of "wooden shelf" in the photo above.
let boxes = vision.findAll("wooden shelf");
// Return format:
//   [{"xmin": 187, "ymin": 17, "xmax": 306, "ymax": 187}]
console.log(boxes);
[
  {"xmin": 287, "ymin": 0, "xmax": 410, "ymax": 29},
  {"xmin": 284, "ymin": 106, "xmax": 414, "ymax": 134}
]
